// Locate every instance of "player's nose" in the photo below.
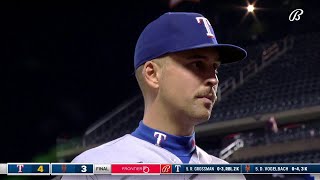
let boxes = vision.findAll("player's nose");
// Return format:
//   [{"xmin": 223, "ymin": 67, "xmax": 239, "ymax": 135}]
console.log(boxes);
[{"xmin": 205, "ymin": 73, "xmax": 219, "ymax": 88}]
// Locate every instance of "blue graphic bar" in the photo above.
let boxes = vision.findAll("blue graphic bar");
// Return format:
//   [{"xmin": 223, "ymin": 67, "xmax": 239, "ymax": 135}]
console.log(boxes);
[
  {"xmin": 7, "ymin": 163, "xmax": 50, "ymax": 175},
  {"xmin": 51, "ymin": 163, "xmax": 94, "ymax": 175}
]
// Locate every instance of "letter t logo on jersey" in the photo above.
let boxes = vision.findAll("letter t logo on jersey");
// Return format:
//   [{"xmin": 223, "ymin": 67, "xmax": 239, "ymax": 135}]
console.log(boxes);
[
  {"xmin": 154, "ymin": 132, "xmax": 166, "ymax": 146},
  {"xmin": 196, "ymin": 17, "xmax": 214, "ymax": 38}
]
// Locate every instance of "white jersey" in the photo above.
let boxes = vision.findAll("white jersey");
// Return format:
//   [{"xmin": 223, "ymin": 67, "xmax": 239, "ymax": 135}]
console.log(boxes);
[{"xmin": 61, "ymin": 134, "xmax": 246, "ymax": 180}]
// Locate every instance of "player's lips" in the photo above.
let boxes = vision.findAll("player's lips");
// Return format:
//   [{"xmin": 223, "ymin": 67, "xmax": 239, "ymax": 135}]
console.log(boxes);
[{"xmin": 196, "ymin": 94, "xmax": 214, "ymax": 102}]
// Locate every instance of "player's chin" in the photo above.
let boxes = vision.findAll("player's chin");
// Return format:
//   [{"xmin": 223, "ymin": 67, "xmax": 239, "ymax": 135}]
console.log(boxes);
[
  {"xmin": 191, "ymin": 99, "xmax": 213, "ymax": 122},
  {"xmin": 192, "ymin": 109, "xmax": 212, "ymax": 123},
  {"xmin": 193, "ymin": 116, "xmax": 210, "ymax": 126}
]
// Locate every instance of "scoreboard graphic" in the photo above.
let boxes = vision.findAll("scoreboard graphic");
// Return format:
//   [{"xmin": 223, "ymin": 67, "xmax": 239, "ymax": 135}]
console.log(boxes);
[
  {"xmin": 51, "ymin": 163, "xmax": 94, "ymax": 175},
  {"xmin": 7, "ymin": 163, "xmax": 50, "ymax": 175},
  {"xmin": 0, "ymin": 163, "xmax": 320, "ymax": 176}
]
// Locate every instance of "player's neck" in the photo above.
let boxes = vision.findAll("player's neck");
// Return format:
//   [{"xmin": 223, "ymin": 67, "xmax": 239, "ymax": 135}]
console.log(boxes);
[{"xmin": 143, "ymin": 101, "xmax": 194, "ymax": 136}]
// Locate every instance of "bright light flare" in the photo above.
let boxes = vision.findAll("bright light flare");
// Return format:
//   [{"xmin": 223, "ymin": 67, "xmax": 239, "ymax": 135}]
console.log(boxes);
[{"xmin": 247, "ymin": 5, "xmax": 255, "ymax": 12}]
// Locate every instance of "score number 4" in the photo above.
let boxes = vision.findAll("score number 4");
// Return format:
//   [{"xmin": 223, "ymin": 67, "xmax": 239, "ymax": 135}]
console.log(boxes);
[{"xmin": 37, "ymin": 165, "xmax": 44, "ymax": 172}]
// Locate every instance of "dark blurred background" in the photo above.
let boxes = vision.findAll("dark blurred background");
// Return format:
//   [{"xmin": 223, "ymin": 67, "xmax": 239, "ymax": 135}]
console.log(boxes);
[{"xmin": 2, "ymin": 0, "xmax": 320, "ymax": 180}]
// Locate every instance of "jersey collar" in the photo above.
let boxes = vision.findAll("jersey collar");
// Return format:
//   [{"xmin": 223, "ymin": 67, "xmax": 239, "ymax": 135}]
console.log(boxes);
[{"xmin": 131, "ymin": 121, "xmax": 196, "ymax": 157}]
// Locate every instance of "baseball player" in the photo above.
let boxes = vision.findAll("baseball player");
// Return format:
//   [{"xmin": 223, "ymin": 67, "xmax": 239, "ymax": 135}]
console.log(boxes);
[{"xmin": 61, "ymin": 12, "xmax": 247, "ymax": 180}]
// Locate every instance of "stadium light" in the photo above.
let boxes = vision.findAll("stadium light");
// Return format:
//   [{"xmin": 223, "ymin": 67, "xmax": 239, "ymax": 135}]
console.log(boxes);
[
  {"xmin": 239, "ymin": 1, "xmax": 260, "ymax": 25},
  {"xmin": 247, "ymin": 4, "xmax": 255, "ymax": 12}
]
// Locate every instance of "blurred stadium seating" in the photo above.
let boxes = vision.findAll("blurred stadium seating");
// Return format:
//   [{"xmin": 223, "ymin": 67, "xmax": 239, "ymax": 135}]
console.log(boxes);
[
  {"xmin": 211, "ymin": 33, "xmax": 320, "ymax": 122},
  {"xmin": 240, "ymin": 150, "xmax": 320, "ymax": 163}
]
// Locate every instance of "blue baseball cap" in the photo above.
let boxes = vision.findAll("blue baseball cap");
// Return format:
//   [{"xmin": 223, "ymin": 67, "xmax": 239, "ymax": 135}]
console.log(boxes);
[{"xmin": 134, "ymin": 12, "xmax": 247, "ymax": 70}]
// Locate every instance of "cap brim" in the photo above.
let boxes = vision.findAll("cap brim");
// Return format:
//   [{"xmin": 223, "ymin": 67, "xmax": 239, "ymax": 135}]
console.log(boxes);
[
  {"xmin": 176, "ymin": 43, "xmax": 247, "ymax": 64},
  {"xmin": 213, "ymin": 44, "xmax": 247, "ymax": 64}
]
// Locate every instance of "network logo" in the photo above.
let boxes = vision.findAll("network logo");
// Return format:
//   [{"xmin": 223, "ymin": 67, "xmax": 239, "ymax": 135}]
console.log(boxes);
[{"xmin": 289, "ymin": 9, "xmax": 304, "ymax": 21}]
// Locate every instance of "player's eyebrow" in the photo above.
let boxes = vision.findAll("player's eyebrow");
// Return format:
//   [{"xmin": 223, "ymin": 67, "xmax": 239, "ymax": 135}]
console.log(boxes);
[
  {"xmin": 186, "ymin": 54, "xmax": 208, "ymax": 60},
  {"xmin": 186, "ymin": 54, "xmax": 221, "ymax": 66}
]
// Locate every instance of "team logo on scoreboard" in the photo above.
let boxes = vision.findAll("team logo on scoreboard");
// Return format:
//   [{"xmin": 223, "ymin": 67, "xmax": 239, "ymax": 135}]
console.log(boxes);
[
  {"xmin": 161, "ymin": 164, "xmax": 172, "ymax": 173},
  {"xmin": 61, "ymin": 164, "xmax": 67, "ymax": 173},
  {"xmin": 245, "ymin": 165, "xmax": 251, "ymax": 173},
  {"xmin": 17, "ymin": 165, "xmax": 24, "ymax": 173}
]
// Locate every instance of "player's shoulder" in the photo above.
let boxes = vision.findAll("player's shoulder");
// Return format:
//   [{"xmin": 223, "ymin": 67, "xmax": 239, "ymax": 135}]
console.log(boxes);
[
  {"xmin": 196, "ymin": 146, "xmax": 229, "ymax": 164},
  {"xmin": 195, "ymin": 147, "xmax": 246, "ymax": 179},
  {"xmin": 71, "ymin": 134, "xmax": 137, "ymax": 163}
]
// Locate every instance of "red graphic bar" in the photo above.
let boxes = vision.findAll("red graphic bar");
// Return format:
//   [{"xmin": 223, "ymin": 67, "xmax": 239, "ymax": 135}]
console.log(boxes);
[{"xmin": 111, "ymin": 164, "xmax": 161, "ymax": 175}]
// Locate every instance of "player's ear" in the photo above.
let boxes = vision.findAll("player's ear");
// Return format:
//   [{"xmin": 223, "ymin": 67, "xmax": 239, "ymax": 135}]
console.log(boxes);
[{"xmin": 143, "ymin": 60, "xmax": 161, "ymax": 89}]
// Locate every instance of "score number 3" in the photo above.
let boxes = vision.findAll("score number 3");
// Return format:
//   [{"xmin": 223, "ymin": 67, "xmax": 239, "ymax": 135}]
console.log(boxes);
[{"xmin": 81, "ymin": 165, "xmax": 87, "ymax": 172}]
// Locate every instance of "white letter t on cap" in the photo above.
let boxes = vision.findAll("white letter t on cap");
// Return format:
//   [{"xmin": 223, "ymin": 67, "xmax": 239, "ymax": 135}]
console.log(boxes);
[{"xmin": 196, "ymin": 17, "xmax": 214, "ymax": 38}]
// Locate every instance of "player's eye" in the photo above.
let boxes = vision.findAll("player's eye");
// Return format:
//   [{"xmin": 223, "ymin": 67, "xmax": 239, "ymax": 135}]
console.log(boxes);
[{"xmin": 190, "ymin": 61, "xmax": 204, "ymax": 70}]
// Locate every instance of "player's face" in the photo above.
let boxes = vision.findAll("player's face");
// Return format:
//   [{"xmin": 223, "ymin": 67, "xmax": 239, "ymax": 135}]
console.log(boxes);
[{"xmin": 159, "ymin": 47, "xmax": 220, "ymax": 125}]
